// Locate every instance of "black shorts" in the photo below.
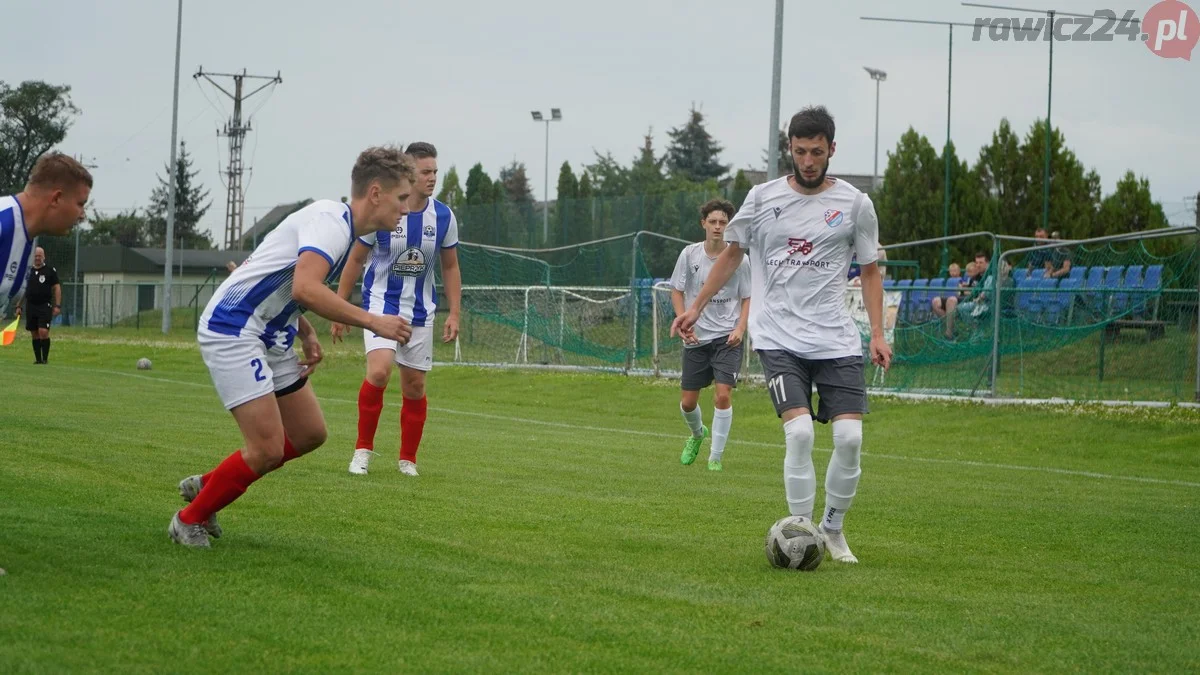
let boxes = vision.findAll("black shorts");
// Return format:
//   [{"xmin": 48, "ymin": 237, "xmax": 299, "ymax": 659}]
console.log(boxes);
[
  {"xmin": 757, "ymin": 351, "xmax": 869, "ymax": 423},
  {"xmin": 25, "ymin": 304, "xmax": 52, "ymax": 331},
  {"xmin": 681, "ymin": 337, "xmax": 743, "ymax": 391}
]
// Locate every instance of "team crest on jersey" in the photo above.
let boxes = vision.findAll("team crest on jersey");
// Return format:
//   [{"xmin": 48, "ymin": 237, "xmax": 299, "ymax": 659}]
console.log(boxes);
[
  {"xmin": 824, "ymin": 209, "xmax": 843, "ymax": 228},
  {"xmin": 392, "ymin": 247, "xmax": 427, "ymax": 277},
  {"xmin": 38, "ymin": 275, "xmax": 45, "ymax": 283},
  {"xmin": 423, "ymin": 223, "xmax": 436, "ymax": 239}
]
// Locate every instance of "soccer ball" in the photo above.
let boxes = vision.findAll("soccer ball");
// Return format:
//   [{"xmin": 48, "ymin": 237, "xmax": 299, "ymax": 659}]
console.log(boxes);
[
  {"xmin": 136, "ymin": 358, "xmax": 152, "ymax": 371},
  {"xmin": 764, "ymin": 515, "xmax": 825, "ymax": 571}
]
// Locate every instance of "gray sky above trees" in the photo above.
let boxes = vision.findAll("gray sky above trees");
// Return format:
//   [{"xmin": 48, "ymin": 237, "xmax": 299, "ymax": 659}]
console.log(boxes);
[{"xmin": 3, "ymin": 0, "xmax": 1196, "ymax": 243}]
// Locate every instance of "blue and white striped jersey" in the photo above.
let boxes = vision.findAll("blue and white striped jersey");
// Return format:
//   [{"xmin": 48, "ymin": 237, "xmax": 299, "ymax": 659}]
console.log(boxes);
[
  {"xmin": 358, "ymin": 198, "xmax": 458, "ymax": 328},
  {"xmin": 0, "ymin": 195, "xmax": 34, "ymax": 308},
  {"xmin": 200, "ymin": 199, "xmax": 356, "ymax": 352}
]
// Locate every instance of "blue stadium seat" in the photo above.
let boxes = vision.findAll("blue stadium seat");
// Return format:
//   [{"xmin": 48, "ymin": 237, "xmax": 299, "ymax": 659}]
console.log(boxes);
[
  {"xmin": 1016, "ymin": 278, "xmax": 1040, "ymax": 316},
  {"xmin": 1045, "ymin": 277, "xmax": 1079, "ymax": 325},
  {"xmin": 910, "ymin": 279, "xmax": 930, "ymax": 322},
  {"xmin": 1030, "ymin": 268, "xmax": 1046, "ymax": 281},
  {"xmin": 1112, "ymin": 265, "xmax": 1143, "ymax": 315},
  {"xmin": 882, "ymin": 279, "xmax": 896, "ymax": 289},
  {"xmin": 1013, "ymin": 268, "xmax": 1028, "ymax": 285},
  {"xmin": 1084, "ymin": 266, "xmax": 1104, "ymax": 288},
  {"xmin": 1034, "ymin": 278, "xmax": 1060, "ymax": 321},
  {"xmin": 1134, "ymin": 264, "xmax": 1165, "ymax": 317},
  {"xmin": 1067, "ymin": 265, "xmax": 1086, "ymax": 283},
  {"xmin": 896, "ymin": 279, "xmax": 912, "ymax": 322},
  {"xmin": 928, "ymin": 278, "xmax": 946, "ymax": 302}
]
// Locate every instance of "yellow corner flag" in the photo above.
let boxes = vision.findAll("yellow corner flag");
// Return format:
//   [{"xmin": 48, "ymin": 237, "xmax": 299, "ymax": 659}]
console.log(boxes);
[{"xmin": 1, "ymin": 318, "xmax": 18, "ymax": 346}]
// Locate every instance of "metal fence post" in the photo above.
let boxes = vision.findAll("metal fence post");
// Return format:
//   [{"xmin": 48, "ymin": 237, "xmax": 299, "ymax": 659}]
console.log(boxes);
[
  {"xmin": 626, "ymin": 233, "xmax": 640, "ymax": 374},
  {"xmin": 1195, "ymin": 260, "xmax": 1200, "ymax": 402}
]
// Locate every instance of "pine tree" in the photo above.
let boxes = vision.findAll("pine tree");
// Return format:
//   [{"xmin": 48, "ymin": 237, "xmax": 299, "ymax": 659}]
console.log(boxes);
[
  {"xmin": 555, "ymin": 161, "xmax": 580, "ymax": 246},
  {"xmin": 146, "ymin": 140, "xmax": 213, "ymax": 249},
  {"xmin": 665, "ymin": 105, "xmax": 730, "ymax": 183},
  {"xmin": 437, "ymin": 165, "xmax": 464, "ymax": 208}
]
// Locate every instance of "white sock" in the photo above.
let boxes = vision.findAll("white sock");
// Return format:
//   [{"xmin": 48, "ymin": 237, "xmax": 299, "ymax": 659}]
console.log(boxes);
[
  {"xmin": 709, "ymin": 407, "xmax": 732, "ymax": 461},
  {"xmin": 823, "ymin": 419, "xmax": 863, "ymax": 532},
  {"xmin": 681, "ymin": 402, "xmax": 704, "ymax": 438},
  {"xmin": 783, "ymin": 414, "xmax": 816, "ymax": 520}
]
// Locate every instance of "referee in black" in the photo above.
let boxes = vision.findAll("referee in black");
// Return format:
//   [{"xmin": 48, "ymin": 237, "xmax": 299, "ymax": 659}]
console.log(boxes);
[{"xmin": 14, "ymin": 247, "xmax": 61, "ymax": 364}]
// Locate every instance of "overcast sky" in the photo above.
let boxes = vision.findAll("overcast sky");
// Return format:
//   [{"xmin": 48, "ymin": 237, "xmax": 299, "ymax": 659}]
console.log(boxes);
[{"xmin": 4, "ymin": 0, "xmax": 1197, "ymax": 245}]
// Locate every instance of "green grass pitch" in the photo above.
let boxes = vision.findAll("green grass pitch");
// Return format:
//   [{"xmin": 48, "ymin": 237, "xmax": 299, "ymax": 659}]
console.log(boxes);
[{"xmin": 1, "ymin": 330, "xmax": 1198, "ymax": 672}]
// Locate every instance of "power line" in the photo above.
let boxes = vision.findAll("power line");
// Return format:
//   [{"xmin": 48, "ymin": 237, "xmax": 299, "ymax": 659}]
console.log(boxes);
[{"xmin": 193, "ymin": 67, "xmax": 282, "ymax": 250}]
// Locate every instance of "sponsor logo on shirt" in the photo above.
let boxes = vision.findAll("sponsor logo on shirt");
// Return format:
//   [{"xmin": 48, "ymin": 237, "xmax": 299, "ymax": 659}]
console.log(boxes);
[
  {"xmin": 392, "ymin": 247, "xmax": 427, "ymax": 277},
  {"xmin": 787, "ymin": 238, "xmax": 814, "ymax": 256}
]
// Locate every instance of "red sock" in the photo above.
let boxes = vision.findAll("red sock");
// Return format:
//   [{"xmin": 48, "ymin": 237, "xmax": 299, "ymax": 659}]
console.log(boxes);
[
  {"xmin": 356, "ymin": 380, "xmax": 386, "ymax": 450},
  {"xmin": 201, "ymin": 437, "xmax": 299, "ymax": 485},
  {"xmin": 399, "ymin": 396, "xmax": 428, "ymax": 463},
  {"xmin": 282, "ymin": 436, "xmax": 300, "ymax": 463},
  {"xmin": 180, "ymin": 451, "xmax": 260, "ymax": 525}
]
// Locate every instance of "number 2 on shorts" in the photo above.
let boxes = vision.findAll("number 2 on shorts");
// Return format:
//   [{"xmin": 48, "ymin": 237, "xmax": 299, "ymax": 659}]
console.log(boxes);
[{"xmin": 250, "ymin": 358, "xmax": 266, "ymax": 382}]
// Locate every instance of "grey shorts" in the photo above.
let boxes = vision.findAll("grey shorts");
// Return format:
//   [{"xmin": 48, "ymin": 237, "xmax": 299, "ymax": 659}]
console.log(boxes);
[
  {"xmin": 681, "ymin": 338, "xmax": 743, "ymax": 391},
  {"xmin": 757, "ymin": 351, "xmax": 868, "ymax": 423}
]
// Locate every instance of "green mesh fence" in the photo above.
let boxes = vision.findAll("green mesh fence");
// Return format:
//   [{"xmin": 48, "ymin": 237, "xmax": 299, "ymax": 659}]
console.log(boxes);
[
  {"xmin": 877, "ymin": 229, "xmax": 1200, "ymax": 402},
  {"xmin": 26, "ymin": 226, "xmax": 1200, "ymax": 403}
]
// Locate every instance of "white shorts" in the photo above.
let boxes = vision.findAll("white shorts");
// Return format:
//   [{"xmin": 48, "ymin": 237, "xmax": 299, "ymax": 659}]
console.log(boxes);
[
  {"xmin": 198, "ymin": 330, "xmax": 305, "ymax": 410},
  {"xmin": 364, "ymin": 324, "xmax": 434, "ymax": 372}
]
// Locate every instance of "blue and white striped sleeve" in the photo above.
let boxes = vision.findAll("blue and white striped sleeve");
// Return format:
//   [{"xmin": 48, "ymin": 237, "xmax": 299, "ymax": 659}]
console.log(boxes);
[{"xmin": 297, "ymin": 211, "xmax": 353, "ymax": 269}]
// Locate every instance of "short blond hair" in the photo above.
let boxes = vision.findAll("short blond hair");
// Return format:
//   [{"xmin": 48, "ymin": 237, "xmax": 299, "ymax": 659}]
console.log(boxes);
[
  {"xmin": 350, "ymin": 145, "xmax": 414, "ymax": 198},
  {"xmin": 28, "ymin": 152, "xmax": 93, "ymax": 191}
]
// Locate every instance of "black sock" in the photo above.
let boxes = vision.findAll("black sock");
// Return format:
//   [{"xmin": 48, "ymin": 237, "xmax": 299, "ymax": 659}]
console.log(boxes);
[
  {"xmin": 32, "ymin": 338, "xmax": 42, "ymax": 362},
  {"xmin": 42, "ymin": 338, "xmax": 50, "ymax": 362}
]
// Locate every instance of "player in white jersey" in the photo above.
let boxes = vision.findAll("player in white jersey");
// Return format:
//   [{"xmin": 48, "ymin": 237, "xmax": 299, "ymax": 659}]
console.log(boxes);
[
  {"xmin": 669, "ymin": 198, "xmax": 751, "ymax": 471},
  {"xmin": 673, "ymin": 107, "xmax": 892, "ymax": 563},
  {"xmin": 332, "ymin": 142, "xmax": 462, "ymax": 478},
  {"xmin": 169, "ymin": 146, "xmax": 417, "ymax": 548},
  {"xmin": 1, "ymin": 153, "xmax": 92, "ymax": 319}
]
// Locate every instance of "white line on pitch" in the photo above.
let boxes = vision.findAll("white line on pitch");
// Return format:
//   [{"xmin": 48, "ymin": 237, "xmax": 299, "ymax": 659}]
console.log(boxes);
[{"xmin": 28, "ymin": 362, "xmax": 1200, "ymax": 490}]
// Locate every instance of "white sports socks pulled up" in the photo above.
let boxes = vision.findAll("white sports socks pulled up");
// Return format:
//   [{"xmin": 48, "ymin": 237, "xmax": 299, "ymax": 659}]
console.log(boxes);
[
  {"xmin": 708, "ymin": 407, "xmax": 732, "ymax": 462},
  {"xmin": 822, "ymin": 418, "xmax": 863, "ymax": 532},
  {"xmin": 681, "ymin": 403, "xmax": 704, "ymax": 438},
  {"xmin": 783, "ymin": 414, "xmax": 816, "ymax": 520}
]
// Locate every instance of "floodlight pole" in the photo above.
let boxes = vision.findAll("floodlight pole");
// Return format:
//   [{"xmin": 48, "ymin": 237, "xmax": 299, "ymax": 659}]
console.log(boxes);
[
  {"xmin": 163, "ymin": 0, "xmax": 182, "ymax": 334},
  {"xmin": 767, "ymin": 0, "xmax": 784, "ymax": 181},
  {"xmin": 531, "ymin": 109, "xmax": 562, "ymax": 246},
  {"xmin": 864, "ymin": 67, "xmax": 887, "ymax": 191},
  {"xmin": 862, "ymin": 17, "xmax": 976, "ymax": 276}
]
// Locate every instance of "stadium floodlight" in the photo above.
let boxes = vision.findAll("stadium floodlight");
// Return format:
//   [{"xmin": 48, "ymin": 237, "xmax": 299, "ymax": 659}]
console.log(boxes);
[
  {"xmin": 531, "ymin": 108, "xmax": 563, "ymax": 245},
  {"xmin": 863, "ymin": 67, "xmax": 887, "ymax": 193},
  {"xmin": 861, "ymin": 16, "xmax": 978, "ymax": 275}
]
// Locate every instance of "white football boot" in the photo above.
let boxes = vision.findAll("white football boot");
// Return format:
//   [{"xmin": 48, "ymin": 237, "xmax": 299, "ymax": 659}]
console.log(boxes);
[
  {"xmin": 818, "ymin": 524, "xmax": 859, "ymax": 564},
  {"xmin": 348, "ymin": 449, "xmax": 375, "ymax": 475},
  {"xmin": 397, "ymin": 460, "xmax": 419, "ymax": 477}
]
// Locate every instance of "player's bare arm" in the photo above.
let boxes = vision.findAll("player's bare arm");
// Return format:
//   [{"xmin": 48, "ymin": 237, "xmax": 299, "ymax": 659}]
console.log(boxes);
[
  {"xmin": 670, "ymin": 289, "xmax": 699, "ymax": 345},
  {"xmin": 670, "ymin": 243, "xmax": 745, "ymax": 338},
  {"xmin": 728, "ymin": 296, "xmax": 750, "ymax": 348},
  {"xmin": 296, "ymin": 316, "xmax": 323, "ymax": 377},
  {"xmin": 330, "ymin": 241, "xmax": 372, "ymax": 343},
  {"xmin": 859, "ymin": 262, "xmax": 892, "ymax": 370},
  {"xmin": 439, "ymin": 246, "xmax": 462, "ymax": 343},
  {"xmin": 293, "ymin": 251, "xmax": 411, "ymax": 344}
]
